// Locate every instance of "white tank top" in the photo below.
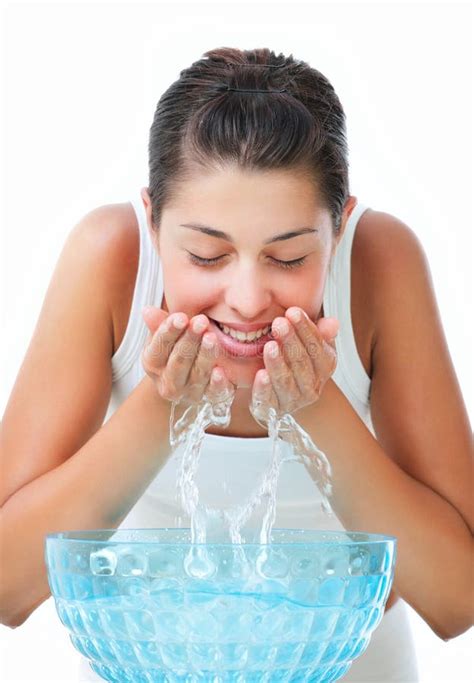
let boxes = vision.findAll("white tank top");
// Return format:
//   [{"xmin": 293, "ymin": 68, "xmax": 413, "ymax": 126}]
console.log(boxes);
[
  {"xmin": 105, "ymin": 191, "xmax": 374, "ymax": 533},
  {"xmin": 76, "ymin": 191, "xmax": 420, "ymax": 682}
]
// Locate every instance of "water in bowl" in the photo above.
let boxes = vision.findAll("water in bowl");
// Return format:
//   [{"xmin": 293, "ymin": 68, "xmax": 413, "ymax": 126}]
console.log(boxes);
[
  {"xmin": 47, "ymin": 369, "xmax": 396, "ymax": 682},
  {"xmin": 57, "ymin": 529, "xmax": 390, "ymax": 682}
]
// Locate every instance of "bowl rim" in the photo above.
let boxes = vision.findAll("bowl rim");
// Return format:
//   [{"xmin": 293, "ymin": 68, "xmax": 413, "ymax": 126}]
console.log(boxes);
[{"xmin": 44, "ymin": 527, "xmax": 397, "ymax": 546}]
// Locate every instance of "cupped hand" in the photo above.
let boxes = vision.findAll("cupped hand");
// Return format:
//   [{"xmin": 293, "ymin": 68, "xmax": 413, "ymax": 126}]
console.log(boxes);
[
  {"xmin": 250, "ymin": 307, "xmax": 339, "ymax": 423},
  {"xmin": 141, "ymin": 307, "xmax": 235, "ymax": 408}
]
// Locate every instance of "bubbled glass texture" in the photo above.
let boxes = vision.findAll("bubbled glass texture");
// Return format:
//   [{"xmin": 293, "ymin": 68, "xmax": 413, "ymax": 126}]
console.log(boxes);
[{"xmin": 44, "ymin": 528, "xmax": 396, "ymax": 683}]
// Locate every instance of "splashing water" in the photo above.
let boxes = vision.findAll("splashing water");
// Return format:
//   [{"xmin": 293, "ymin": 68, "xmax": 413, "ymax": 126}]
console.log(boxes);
[{"xmin": 169, "ymin": 381, "xmax": 335, "ymax": 548}]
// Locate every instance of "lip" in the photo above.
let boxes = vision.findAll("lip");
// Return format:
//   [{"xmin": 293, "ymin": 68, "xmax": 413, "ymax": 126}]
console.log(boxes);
[
  {"xmin": 211, "ymin": 320, "xmax": 273, "ymax": 332},
  {"xmin": 209, "ymin": 319, "xmax": 274, "ymax": 358}
]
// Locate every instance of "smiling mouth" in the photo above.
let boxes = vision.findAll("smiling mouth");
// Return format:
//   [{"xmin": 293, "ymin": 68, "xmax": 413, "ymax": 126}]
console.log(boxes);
[{"xmin": 212, "ymin": 320, "xmax": 272, "ymax": 343}]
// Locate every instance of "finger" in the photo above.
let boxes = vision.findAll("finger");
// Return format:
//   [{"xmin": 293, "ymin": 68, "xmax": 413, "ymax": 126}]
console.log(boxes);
[
  {"xmin": 285, "ymin": 307, "xmax": 326, "ymax": 372},
  {"xmin": 315, "ymin": 317, "xmax": 339, "ymax": 366},
  {"xmin": 187, "ymin": 331, "xmax": 220, "ymax": 400},
  {"xmin": 142, "ymin": 305, "xmax": 168, "ymax": 333},
  {"xmin": 287, "ymin": 308, "xmax": 339, "ymax": 384},
  {"xmin": 264, "ymin": 340, "xmax": 300, "ymax": 414},
  {"xmin": 142, "ymin": 312, "xmax": 189, "ymax": 371},
  {"xmin": 142, "ymin": 306, "xmax": 169, "ymax": 349},
  {"xmin": 165, "ymin": 315, "xmax": 211, "ymax": 390},
  {"xmin": 253, "ymin": 368, "xmax": 273, "ymax": 400},
  {"xmin": 251, "ymin": 368, "xmax": 274, "ymax": 409},
  {"xmin": 249, "ymin": 369, "xmax": 277, "ymax": 428},
  {"xmin": 206, "ymin": 366, "xmax": 236, "ymax": 403},
  {"xmin": 272, "ymin": 316, "xmax": 314, "ymax": 396}
]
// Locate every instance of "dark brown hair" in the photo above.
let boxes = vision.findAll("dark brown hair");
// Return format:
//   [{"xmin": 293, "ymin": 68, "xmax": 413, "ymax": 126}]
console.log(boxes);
[{"xmin": 147, "ymin": 46, "xmax": 350, "ymax": 235}]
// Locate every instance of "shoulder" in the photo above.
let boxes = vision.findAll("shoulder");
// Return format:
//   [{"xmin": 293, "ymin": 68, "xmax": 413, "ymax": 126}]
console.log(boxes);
[
  {"xmin": 72, "ymin": 202, "xmax": 140, "ymax": 354},
  {"xmin": 351, "ymin": 208, "xmax": 430, "ymax": 378},
  {"xmin": 353, "ymin": 207, "xmax": 430, "ymax": 329},
  {"xmin": 77, "ymin": 201, "xmax": 139, "ymax": 257},
  {"xmin": 354, "ymin": 207, "xmax": 425, "ymax": 268}
]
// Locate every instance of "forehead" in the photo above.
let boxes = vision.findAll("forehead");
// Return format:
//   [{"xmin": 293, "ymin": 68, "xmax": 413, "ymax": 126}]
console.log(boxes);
[{"xmin": 162, "ymin": 166, "xmax": 331, "ymax": 231}]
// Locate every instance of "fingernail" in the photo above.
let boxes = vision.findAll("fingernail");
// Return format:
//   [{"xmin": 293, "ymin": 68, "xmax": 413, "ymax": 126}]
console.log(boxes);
[
  {"xmin": 202, "ymin": 334, "xmax": 214, "ymax": 349},
  {"xmin": 287, "ymin": 309, "xmax": 301, "ymax": 324},
  {"xmin": 193, "ymin": 318, "xmax": 207, "ymax": 333},
  {"xmin": 268, "ymin": 342, "xmax": 279, "ymax": 357},
  {"xmin": 173, "ymin": 315, "xmax": 187, "ymax": 329},
  {"xmin": 274, "ymin": 319, "xmax": 289, "ymax": 336}
]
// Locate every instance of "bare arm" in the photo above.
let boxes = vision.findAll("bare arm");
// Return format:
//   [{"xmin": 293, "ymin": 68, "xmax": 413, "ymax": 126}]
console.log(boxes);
[
  {"xmin": 0, "ymin": 375, "xmax": 172, "ymax": 628},
  {"xmin": 297, "ymin": 216, "xmax": 473, "ymax": 641},
  {"xmin": 0, "ymin": 204, "xmax": 175, "ymax": 628},
  {"xmin": 297, "ymin": 379, "xmax": 473, "ymax": 642}
]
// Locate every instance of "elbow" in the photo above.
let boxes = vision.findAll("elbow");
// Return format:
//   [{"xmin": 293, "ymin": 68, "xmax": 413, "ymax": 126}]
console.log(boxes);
[
  {"xmin": 428, "ymin": 601, "xmax": 474, "ymax": 642},
  {"xmin": 435, "ymin": 612, "xmax": 474, "ymax": 642},
  {"xmin": 2, "ymin": 616, "xmax": 26, "ymax": 630},
  {"xmin": 433, "ymin": 538, "xmax": 474, "ymax": 641},
  {"xmin": 434, "ymin": 624, "xmax": 472, "ymax": 642},
  {"xmin": 415, "ymin": 572, "xmax": 474, "ymax": 642},
  {"xmin": 0, "ymin": 603, "xmax": 28, "ymax": 629},
  {"xmin": 0, "ymin": 580, "xmax": 27, "ymax": 629},
  {"xmin": 0, "ymin": 590, "xmax": 51, "ymax": 630},
  {"xmin": 0, "ymin": 587, "xmax": 30, "ymax": 628}
]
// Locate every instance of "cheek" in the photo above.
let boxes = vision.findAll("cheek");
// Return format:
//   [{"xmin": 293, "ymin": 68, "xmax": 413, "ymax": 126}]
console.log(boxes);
[
  {"xmin": 278, "ymin": 270, "xmax": 326, "ymax": 318},
  {"xmin": 161, "ymin": 263, "xmax": 218, "ymax": 314}
]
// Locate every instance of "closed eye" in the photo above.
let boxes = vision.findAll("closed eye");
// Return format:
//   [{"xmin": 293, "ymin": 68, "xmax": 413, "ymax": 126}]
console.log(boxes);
[{"xmin": 187, "ymin": 252, "xmax": 307, "ymax": 270}]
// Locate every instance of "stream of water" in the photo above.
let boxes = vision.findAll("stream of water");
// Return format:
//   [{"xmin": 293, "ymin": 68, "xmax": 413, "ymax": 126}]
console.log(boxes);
[{"xmin": 168, "ymin": 384, "xmax": 335, "ymax": 547}]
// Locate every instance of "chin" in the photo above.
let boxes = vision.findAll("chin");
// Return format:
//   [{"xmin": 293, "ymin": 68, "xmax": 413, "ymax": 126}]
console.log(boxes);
[{"xmin": 220, "ymin": 356, "xmax": 263, "ymax": 390}]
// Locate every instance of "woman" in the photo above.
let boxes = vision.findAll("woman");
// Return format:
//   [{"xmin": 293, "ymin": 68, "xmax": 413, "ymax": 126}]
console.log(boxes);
[{"xmin": 1, "ymin": 47, "xmax": 472, "ymax": 682}]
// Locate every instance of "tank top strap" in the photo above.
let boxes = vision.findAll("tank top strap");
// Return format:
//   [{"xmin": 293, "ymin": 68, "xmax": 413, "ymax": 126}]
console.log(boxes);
[
  {"xmin": 323, "ymin": 202, "xmax": 372, "ymax": 407},
  {"xmin": 111, "ymin": 192, "xmax": 163, "ymax": 382}
]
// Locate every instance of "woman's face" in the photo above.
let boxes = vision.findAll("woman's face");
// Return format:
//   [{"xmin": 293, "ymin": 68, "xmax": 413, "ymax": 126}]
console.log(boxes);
[{"xmin": 141, "ymin": 167, "xmax": 355, "ymax": 390}]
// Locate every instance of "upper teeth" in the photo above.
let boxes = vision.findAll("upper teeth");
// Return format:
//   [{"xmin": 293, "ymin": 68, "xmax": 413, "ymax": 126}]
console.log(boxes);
[{"xmin": 217, "ymin": 323, "xmax": 271, "ymax": 342}]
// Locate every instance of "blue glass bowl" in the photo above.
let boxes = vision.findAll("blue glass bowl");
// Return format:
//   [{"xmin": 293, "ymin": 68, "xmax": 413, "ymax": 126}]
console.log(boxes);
[{"xmin": 44, "ymin": 528, "xmax": 396, "ymax": 682}]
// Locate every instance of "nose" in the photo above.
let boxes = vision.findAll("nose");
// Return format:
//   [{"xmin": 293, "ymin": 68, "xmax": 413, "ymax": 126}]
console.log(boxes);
[{"xmin": 224, "ymin": 264, "xmax": 272, "ymax": 322}]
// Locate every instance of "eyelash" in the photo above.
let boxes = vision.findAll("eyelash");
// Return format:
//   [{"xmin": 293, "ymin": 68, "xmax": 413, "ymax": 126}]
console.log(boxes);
[{"xmin": 187, "ymin": 253, "xmax": 307, "ymax": 270}]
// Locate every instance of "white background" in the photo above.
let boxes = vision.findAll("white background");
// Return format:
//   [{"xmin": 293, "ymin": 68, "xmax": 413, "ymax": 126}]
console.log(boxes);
[{"xmin": 1, "ymin": 0, "xmax": 472, "ymax": 681}]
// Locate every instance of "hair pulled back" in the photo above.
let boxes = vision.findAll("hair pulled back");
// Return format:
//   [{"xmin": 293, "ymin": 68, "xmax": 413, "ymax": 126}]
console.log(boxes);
[{"xmin": 147, "ymin": 46, "xmax": 350, "ymax": 235}]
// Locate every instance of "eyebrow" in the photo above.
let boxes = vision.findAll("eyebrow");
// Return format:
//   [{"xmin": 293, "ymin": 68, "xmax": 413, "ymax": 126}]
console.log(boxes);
[{"xmin": 179, "ymin": 222, "xmax": 319, "ymax": 244}]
